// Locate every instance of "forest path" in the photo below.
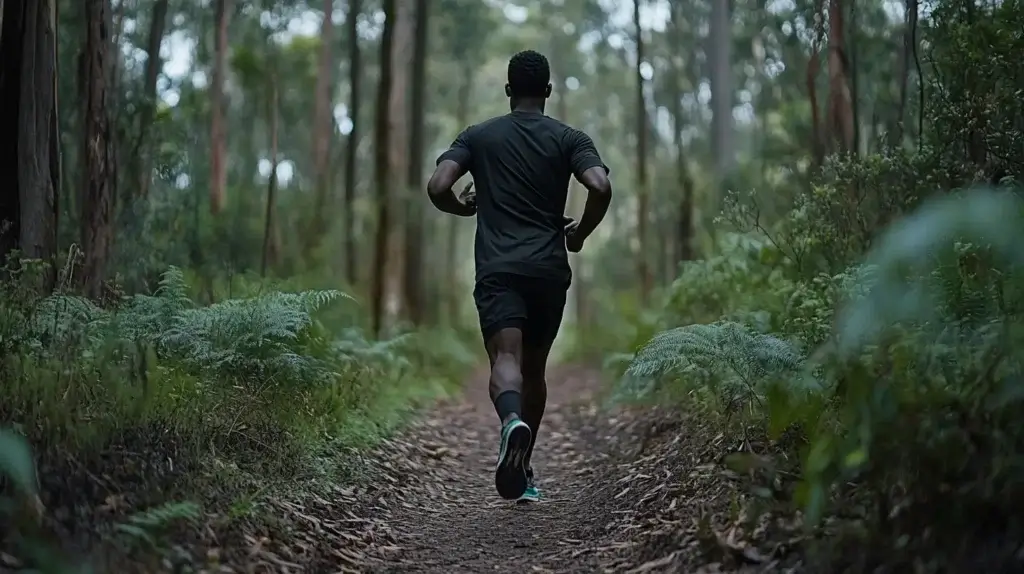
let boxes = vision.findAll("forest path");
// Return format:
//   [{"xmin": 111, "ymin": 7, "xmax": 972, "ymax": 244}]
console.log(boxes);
[
  {"xmin": 238, "ymin": 364, "xmax": 780, "ymax": 573},
  {"xmin": 354, "ymin": 365, "xmax": 651, "ymax": 573}
]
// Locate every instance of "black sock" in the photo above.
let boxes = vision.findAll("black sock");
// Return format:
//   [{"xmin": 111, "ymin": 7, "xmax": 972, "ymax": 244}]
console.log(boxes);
[{"xmin": 493, "ymin": 390, "xmax": 523, "ymax": 424}]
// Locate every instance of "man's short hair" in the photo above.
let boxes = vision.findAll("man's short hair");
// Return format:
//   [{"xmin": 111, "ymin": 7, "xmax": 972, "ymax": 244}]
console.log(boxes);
[{"xmin": 507, "ymin": 50, "xmax": 550, "ymax": 98}]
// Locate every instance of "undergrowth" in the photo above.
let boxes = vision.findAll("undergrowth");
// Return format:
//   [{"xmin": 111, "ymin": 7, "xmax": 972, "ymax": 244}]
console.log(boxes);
[
  {"xmin": 611, "ymin": 185, "xmax": 1024, "ymax": 570},
  {"xmin": 588, "ymin": 1, "xmax": 1024, "ymax": 568},
  {"xmin": 0, "ymin": 263, "xmax": 475, "ymax": 571}
]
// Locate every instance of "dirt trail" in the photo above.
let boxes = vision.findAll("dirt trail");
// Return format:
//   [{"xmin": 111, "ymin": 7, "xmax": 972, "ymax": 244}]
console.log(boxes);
[
  {"xmin": 332, "ymin": 364, "xmax": 803, "ymax": 574},
  {"xmin": 14, "ymin": 365, "xmax": 787, "ymax": 573},
  {"xmin": 361, "ymin": 365, "xmax": 620, "ymax": 573}
]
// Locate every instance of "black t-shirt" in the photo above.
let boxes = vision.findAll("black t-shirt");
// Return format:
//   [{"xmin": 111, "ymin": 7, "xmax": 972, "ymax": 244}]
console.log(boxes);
[{"xmin": 435, "ymin": 110, "xmax": 608, "ymax": 284}]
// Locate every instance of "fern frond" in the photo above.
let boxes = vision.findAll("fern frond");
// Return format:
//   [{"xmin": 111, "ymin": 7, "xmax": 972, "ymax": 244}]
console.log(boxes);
[{"xmin": 622, "ymin": 321, "xmax": 805, "ymax": 402}]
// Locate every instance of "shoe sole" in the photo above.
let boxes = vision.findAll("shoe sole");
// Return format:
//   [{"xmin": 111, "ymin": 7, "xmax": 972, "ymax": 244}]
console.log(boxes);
[
  {"xmin": 515, "ymin": 494, "xmax": 540, "ymax": 504},
  {"xmin": 495, "ymin": 424, "xmax": 532, "ymax": 500}
]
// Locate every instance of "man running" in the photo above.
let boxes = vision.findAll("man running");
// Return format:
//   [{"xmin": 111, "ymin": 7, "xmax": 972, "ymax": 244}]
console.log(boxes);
[{"xmin": 425, "ymin": 50, "xmax": 613, "ymax": 501}]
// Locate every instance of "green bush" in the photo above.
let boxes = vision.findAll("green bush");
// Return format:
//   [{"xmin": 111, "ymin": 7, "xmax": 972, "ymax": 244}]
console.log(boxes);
[
  {"xmin": 0, "ymin": 261, "xmax": 474, "ymax": 480},
  {"xmin": 617, "ymin": 182, "xmax": 1024, "ymax": 565}
]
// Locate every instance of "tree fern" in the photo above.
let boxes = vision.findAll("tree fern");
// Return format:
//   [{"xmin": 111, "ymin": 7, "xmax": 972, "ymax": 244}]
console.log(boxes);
[
  {"xmin": 621, "ymin": 321, "xmax": 805, "ymax": 404},
  {"xmin": 156, "ymin": 289, "xmax": 351, "ymax": 383}
]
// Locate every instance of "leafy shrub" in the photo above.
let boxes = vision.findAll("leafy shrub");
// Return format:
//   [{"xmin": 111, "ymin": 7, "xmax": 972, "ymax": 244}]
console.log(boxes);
[
  {"xmin": 621, "ymin": 321, "xmax": 805, "ymax": 419},
  {"xmin": 0, "ymin": 263, "xmax": 475, "ymax": 457},
  {"xmin": 619, "ymin": 187, "xmax": 1024, "ymax": 566}
]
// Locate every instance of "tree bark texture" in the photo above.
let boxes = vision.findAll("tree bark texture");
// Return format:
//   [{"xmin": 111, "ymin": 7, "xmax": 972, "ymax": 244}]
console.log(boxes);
[
  {"xmin": 309, "ymin": 0, "xmax": 334, "ymax": 248},
  {"xmin": 343, "ymin": 0, "xmax": 361, "ymax": 286},
  {"xmin": 827, "ymin": 0, "xmax": 855, "ymax": 154},
  {"xmin": 402, "ymin": 0, "xmax": 428, "ymax": 325},
  {"xmin": 261, "ymin": 76, "xmax": 279, "ymax": 278},
  {"xmin": 370, "ymin": 0, "xmax": 396, "ymax": 337},
  {"xmin": 79, "ymin": 0, "xmax": 116, "ymax": 299},
  {"xmin": 633, "ymin": 0, "xmax": 652, "ymax": 303},
  {"xmin": 0, "ymin": 0, "xmax": 60, "ymax": 291},
  {"xmin": 209, "ymin": 0, "xmax": 230, "ymax": 214}
]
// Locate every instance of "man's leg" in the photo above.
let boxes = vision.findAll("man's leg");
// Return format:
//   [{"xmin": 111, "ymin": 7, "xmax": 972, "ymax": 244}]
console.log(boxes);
[
  {"xmin": 485, "ymin": 327, "xmax": 525, "ymax": 425},
  {"xmin": 520, "ymin": 343, "xmax": 551, "ymax": 470},
  {"xmin": 518, "ymin": 277, "xmax": 567, "ymax": 497},
  {"xmin": 474, "ymin": 274, "xmax": 533, "ymax": 499}
]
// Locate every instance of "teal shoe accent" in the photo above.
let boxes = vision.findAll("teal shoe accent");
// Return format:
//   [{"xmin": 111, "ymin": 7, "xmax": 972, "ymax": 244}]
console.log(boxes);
[
  {"xmin": 494, "ymin": 418, "xmax": 531, "ymax": 500},
  {"xmin": 516, "ymin": 468, "xmax": 540, "ymax": 502}
]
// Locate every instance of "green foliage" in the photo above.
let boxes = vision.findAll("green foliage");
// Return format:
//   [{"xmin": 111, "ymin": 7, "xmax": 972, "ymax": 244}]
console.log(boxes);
[
  {"xmin": 0, "ymin": 259, "xmax": 475, "ymax": 497},
  {"xmin": 622, "ymin": 322, "xmax": 805, "ymax": 414},
  {"xmin": 616, "ymin": 179, "xmax": 1024, "ymax": 563},
  {"xmin": 114, "ymin": 502, "xmax": 202, "ymax": 550},
  {"xmin": 602, "ymin": 4, "xmax": 1024, "ymax": 554}
]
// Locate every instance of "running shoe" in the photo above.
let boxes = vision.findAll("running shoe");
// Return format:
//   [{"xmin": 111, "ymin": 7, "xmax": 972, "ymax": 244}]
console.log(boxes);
[{"xmin": 494, "ymin": 418, "xmax": 532, "ymax": 500}]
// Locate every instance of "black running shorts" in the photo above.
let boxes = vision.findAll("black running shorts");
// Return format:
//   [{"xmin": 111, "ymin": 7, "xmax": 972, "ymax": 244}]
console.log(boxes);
[{"xmin": 473, "ymin": 272, "xmax": 568, "ymax": 349}]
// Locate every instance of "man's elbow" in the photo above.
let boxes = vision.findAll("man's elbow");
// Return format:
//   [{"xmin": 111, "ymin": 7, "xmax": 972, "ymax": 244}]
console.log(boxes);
[
  {"xmin": 587, "ymin": 175, "xmax": 612, "ymax": 200},
  {"xmin": 579, "ymin": 167, "xmax": 612, "ymax": 199},
  {"xmin": 426, "ymin": 175, "xmax": 444, "ymax": 198}
]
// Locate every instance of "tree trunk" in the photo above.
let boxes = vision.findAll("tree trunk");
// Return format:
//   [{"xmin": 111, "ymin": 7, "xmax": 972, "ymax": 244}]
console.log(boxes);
[
  {"xmin": 133, "ymin": 0, "xmax": 168, "ymax": 201},
  {"xmin": 79, "ymin": 0, "xmax": 115, "ymax": 299},
  {"xmin": 633, "ymin": 0, "xmax": 651, "ymax": 303},
  {"xmin": 209, "ymin": 0, "xmax": 230, "ymax": 214},
  {"xmin": 342, "ymin": 0, "xmax": 361, "ymax": 287},
  {"xmin": 848, "ymin": 0, "xmax": 860, "ymax": 154},
  {"xmin": 709, "ymin": 0, "xmax": 733, "ymax": 203},
  {"xmin": 370, "ymin": 0, "xmax": 396, "ymax": 337},
  {"xmin": 0, "ymin": 0, "xmax": 25, "ymax": 265},
  {"xmin": 384, "ymin": 0, "xmax": 413, "ymax": 325},
  {"xmin": 808, "ymin": 0, "xmax": 825, "ymax": 168},
  {"xmin": 669, "ymin": 0, "xmax": 694, "ymax": 265},
  {"xmin": 0, "ymin": 0, "xmax": 61, "ymax": 289},
  {"xmin": 402, "ymin": 0, "xmax": 428, "ymax": 325},
  {"xmin": 827, "ymin": 0, "xmax": 855, "ymax": 154},
  {"xmin": 261, "ymin": 75, "xmax": 279, "ymax": 277},
  {"xmin": 308, "ymin": 0, "xmax": 334, "ymax": 250},
  {"xmin": 890, "ymin": 0, "xmax": 914, "ymax": 147}
]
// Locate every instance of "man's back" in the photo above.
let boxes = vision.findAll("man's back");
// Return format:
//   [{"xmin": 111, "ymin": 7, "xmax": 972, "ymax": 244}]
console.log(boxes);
[{"xmin": 444, "ymin": 111, "xmax": 602, "ymax": 283}]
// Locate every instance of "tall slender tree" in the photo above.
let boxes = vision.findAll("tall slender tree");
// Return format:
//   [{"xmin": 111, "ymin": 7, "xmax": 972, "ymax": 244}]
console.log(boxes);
[
  {"xmin": 371, "ymin": 0, "xmax": 396, "ymax": 336},
  {"xmin": 827, "ymin": 0, "xmax": 855, "ymax": 154},
  {"xmin": 342, "ymin": 0, "xmax": 361, "ymax": 286},
  {"xmin": 709, "ymin": 0, "xmax": 733, "ymax": 204},
  {"xmin": 132, "ymin": 0, "xmax": 168, "ymax": 201},
  {"xmin": 402, "ymin": 0, "xmax": 429, "ymax": 324},
  {"xmin": 633, "ymin": 0, "xmax": 652, "ymax": 302},
  {"xmin": 308, "ymin": 0, "xmax": 335, "ymax": 250},
  {"xmin": 669, "ymin": 0, "xmax": 694, "ymax": 264},
  {"xmin": 261, "ymin": 48, "xmax": 280, "ymax": 278},
  {"xmin": 209, "ymin": 0, "xmax": 231, "ymax": 214},
  {"xmin": 79, "ymin": 0, "xmax": 116, "ymax": 298}
]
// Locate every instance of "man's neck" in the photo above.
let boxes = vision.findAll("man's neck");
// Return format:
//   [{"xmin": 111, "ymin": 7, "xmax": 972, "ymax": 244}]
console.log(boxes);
[{"xmin": 511, "ymin": 100, "xmax": 545, "ymax": 115}]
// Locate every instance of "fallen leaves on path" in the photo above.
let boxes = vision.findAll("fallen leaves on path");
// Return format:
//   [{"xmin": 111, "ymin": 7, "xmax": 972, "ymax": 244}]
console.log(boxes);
[{"xmin": 5, "ymin": 367, "xmax": 808, "ymax": 573}]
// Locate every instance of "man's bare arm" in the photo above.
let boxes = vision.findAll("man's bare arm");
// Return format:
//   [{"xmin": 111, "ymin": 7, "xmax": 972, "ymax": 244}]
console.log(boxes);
[
  {"xmin": 427, "ymin": 160, "xmax": 475, "ymax": 217},
  {"xmin": 573, "ymin": 166, "xmax": 612, "ymax": 240}
]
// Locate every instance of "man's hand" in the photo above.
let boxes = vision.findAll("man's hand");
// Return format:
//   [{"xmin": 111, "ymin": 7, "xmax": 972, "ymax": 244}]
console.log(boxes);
[
  {"xmin": 427, "ymin": 160, "xmax": 476, "ymax": 217},
  {"xmin": 564, "ymin": 217, "xmax": 585, "ymax": 253},
  {"xmin": 458, "ymin": 181, "xmax": 477, "ymax": 213}
]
